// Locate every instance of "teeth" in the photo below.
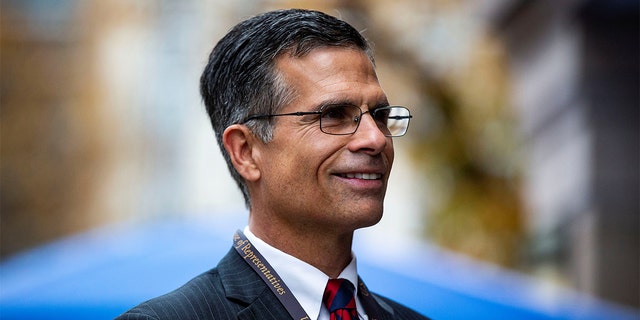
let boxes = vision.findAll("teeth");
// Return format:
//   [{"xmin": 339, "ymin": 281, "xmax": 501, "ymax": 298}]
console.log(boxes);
[{"xmin": 342, "ymin": 173, "xmax": 382, "ymax": 180}]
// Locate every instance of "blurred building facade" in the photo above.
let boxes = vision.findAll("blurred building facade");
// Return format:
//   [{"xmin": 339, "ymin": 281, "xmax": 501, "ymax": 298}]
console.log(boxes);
[
  {"xmin": 490, "ymin": 0, "xmax": 639, "ymax": 307},
  {"xmin": 1, "ymin": 0, "xmax": 637, "ymax": 309}
]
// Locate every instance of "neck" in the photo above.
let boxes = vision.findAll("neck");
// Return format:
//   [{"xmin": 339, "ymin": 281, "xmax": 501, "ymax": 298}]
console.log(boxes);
[{"xmin": 249, "ymin": 216, "xmax": 354, "ymax": 278}]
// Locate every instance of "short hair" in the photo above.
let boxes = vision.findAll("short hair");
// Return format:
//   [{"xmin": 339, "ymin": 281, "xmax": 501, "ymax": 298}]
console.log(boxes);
[{"xmin": 200, "ymin": 8, "xmax": 374, "ymax": 207}]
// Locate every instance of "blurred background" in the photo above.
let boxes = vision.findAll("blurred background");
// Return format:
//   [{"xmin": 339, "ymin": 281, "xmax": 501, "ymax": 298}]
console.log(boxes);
[{"xmin": 1, "ymin": 0, "xmax": 638, "ymax": 318}]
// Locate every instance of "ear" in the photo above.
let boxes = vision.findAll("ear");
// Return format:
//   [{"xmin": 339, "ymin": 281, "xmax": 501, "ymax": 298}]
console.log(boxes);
[{"xmin": 222, "ymin": 124, "xmax": 262, "ymax": 182}]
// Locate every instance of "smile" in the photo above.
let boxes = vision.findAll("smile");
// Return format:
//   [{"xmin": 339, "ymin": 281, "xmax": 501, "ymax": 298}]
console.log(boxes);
[{"xmin": 339, "ymin": 173, "xmax": 383, "ymax": 180}]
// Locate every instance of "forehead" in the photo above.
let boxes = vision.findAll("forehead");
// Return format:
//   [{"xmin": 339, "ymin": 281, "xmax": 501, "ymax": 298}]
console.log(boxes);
[{"xmin": 274, "ymin": 47, "xmax": 387, "ymax": 108}]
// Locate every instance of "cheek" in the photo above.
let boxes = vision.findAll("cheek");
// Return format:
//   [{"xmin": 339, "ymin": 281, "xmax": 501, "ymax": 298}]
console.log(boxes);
[
  {"xmin": 283, "ymin": 147, "xmax": 340, "ymax": 201},
  {"xmin": 269, "ymin": 144, "xmax": 323, "ymax": 186},
  {"xmin": 267, "ymin": 152, "xmax": 325, "ymax": 210},
  {"xmin": 266, "ymin": 127, "xmax": 346, "ymax": 190},
  {"xmin": 385, "ymin": 141, "xmax": 395, "ymax": 169}
]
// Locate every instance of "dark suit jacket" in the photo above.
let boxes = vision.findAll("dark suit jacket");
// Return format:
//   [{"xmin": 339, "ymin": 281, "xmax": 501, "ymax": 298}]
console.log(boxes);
[{"xmin": 116, "ymin": 248, "xmax": 430, "ymax": 320}]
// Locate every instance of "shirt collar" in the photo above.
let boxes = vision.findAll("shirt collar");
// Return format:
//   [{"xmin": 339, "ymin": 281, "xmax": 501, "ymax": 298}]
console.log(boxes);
[{"xmin": 244, "ymin": 226, "xmax": 361, "ymax": 319}]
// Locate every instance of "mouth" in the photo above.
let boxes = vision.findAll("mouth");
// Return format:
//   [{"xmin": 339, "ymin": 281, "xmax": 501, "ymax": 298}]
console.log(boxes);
[{"xmin": 337, "ymin": 173, "xmax": 383, "ymax": 180}]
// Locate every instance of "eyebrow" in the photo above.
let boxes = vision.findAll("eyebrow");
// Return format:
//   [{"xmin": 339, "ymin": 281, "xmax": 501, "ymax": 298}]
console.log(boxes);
[{"xmin": 314, "ymin": 96, "xmax": 390, "ymax": 111}]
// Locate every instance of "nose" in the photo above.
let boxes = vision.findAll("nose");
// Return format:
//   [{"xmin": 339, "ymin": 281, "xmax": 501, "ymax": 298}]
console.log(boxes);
[{"xmin": 347, "ymin": 112, "xmax": 389, "ymax": 155}]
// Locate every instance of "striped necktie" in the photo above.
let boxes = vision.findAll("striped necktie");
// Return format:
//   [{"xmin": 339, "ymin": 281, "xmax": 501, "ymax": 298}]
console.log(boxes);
[{"xmin": 323, "ymin": 278, "xmax": 358, "ymax": 320}]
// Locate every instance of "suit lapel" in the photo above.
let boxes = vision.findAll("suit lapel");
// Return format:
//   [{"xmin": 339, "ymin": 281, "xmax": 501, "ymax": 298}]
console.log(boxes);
[
  {"xmin": 358, "ymin": 277, "xmax": 396, "ymax": 320},
  {"xmin": 217, "ymin": 248, "xmax": 291, "ymax": 320},
  {"xmin": 217, "ymin": 247, "xmax": 399, "ymax": 320},
  {"xmin": 236, "ymin": 293, "xmax": 292, "ymax": 320},
  {"xmin": 366, "ymin": 294, "xmax": 397, "ymax": 320}
]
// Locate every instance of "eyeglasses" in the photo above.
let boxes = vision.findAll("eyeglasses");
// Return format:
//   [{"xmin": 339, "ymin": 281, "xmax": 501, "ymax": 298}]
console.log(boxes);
[{"xmin": 241, "ymin": 105, "xmax": 412, "ymax": 137}]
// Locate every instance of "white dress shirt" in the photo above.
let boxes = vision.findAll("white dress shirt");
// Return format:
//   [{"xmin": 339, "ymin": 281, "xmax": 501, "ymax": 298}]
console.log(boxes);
[{"xmin": 244, "ymin": 227, "xmax": 368, "ymax": 320}]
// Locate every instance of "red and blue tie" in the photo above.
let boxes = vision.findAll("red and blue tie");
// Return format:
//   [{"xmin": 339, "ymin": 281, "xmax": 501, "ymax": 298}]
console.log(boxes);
[{"xmin": 323, "ymin": 278, "xmax": 358, "ymax": 320}]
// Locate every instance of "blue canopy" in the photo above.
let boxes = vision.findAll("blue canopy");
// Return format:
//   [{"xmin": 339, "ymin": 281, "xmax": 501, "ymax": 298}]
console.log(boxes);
[{"xmin": 1, "ymin": 215, "xmax": 637, "ymax": 319}]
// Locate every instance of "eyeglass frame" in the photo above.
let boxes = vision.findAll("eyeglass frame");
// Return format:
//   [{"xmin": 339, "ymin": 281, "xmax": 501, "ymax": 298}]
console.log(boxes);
[{"xmin": 240, "ymin": 105, "xmax": 412, "ymax": 137}]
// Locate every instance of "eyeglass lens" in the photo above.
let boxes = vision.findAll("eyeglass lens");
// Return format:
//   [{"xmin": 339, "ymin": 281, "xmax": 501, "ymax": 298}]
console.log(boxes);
[{"xmin": 319, "ymin": 105, "xmax": 410, "ymax": 136}]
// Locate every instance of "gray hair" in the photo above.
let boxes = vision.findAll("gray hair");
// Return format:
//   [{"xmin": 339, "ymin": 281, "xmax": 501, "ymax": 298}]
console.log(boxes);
[{"xmin": 200, "ymin": 9, "xmax": 374, "ymax": 207}]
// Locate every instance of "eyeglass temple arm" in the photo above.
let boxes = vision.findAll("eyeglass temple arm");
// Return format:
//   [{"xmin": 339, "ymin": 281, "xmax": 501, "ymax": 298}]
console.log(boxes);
[{"xmin": 242, "ymin": 111, "xmax": 322, "ymax": 123}]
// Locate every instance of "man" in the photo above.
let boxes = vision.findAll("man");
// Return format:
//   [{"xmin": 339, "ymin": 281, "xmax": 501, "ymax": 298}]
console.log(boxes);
[{"xmin": 117, "ymin": 8, "xmax": 428, "ymax": 320}]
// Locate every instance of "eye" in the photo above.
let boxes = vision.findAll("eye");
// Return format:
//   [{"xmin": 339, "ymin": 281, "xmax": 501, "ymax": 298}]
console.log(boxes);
[
  {"xmin": 321, "ymin": 105, "xmax": 354, "ymax": 121},
  {"xmin": 372, "ymin": 107, "xmax": 390, "ymax": 124}
]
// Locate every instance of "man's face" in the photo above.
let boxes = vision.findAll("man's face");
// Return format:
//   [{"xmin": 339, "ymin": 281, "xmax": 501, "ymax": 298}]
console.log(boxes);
[{"xmin": 252, "ymin": 47, "xmax": 394, "ymax": 234}]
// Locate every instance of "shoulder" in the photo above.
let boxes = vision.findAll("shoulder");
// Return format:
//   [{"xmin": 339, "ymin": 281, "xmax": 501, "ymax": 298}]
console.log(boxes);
[
  {"xmin": 371, "ymin": 293, "xmax": 431, "ymax": 320},
  {"xmin": 115, "ymin": 268, "xmax": 233, "ymax": 320}
]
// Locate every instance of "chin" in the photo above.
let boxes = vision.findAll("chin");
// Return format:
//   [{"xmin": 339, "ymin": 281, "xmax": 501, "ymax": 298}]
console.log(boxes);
[{"xmin": 350, "ymin": 204, "xmax": 384, "ymax": 229}]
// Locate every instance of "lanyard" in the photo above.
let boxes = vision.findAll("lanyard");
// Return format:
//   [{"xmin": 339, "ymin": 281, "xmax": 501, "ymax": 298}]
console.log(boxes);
[{"xmin": 233, "ymin": 230, "xmax": 384, "ymax": 320}]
